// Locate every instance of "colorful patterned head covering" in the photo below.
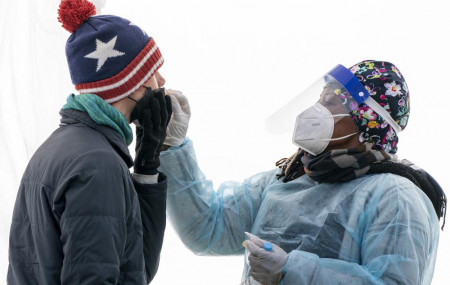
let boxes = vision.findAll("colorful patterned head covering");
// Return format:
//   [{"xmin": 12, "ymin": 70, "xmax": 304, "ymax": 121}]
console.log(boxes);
[{"xmin": 343, "ymin": 60, "xmax": 410, "ymax": 154}]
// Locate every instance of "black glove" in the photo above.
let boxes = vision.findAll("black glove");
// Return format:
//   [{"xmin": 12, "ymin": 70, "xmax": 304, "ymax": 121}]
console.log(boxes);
[{"xmin": 133, "ymin": 87, "xmax": 172, "ymax": 175}]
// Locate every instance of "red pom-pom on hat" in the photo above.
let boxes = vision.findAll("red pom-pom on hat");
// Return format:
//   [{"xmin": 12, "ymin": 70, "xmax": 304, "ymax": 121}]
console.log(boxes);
[{"xmin": 58, "ymin": 0, "xmax": 97, "ymax": 33}]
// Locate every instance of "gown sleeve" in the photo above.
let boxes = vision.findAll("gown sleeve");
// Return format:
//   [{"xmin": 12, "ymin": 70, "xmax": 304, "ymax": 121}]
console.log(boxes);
[{"xmin": 159, "ymin": 138, "xmax": 277, "ymax": 255}]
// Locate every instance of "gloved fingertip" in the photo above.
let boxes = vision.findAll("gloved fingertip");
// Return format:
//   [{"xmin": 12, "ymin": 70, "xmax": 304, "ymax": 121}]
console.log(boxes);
[
  {"xmin": 245, "ymin": 232, "xmax": 266, "ymax": 247},
  {"xmin": 170, "ymin": 90, "xmax": 188, "ymax": 105},
  {"xmin": 178, "ymin": 94, "xmax": 190, "ymax": 107},
  {"xmin": 244, "ymin": 231, "xmax": 253, "ymax": 239},
  {"xmin": 164, "ymin": 88, "xmax": 173, "ymax": 95},
  {"xmin": 249, "ymin": 234, "xmax": 267, "ymax": 247},
  {"xmin": 245, "ymin": 240, "xmax": 261, "ymax": 253}
]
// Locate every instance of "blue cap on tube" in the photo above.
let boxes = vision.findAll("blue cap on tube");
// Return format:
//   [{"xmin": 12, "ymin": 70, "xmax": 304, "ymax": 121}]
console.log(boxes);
[{"xmin": 263, "ymin": 242, "xmax": 273, "ymax": 252}]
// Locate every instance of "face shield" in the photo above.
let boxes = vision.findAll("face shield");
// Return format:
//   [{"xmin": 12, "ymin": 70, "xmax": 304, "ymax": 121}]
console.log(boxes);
[{"xmin": 266, "ymin": 64, "xmax": 402, "ymax": 154}]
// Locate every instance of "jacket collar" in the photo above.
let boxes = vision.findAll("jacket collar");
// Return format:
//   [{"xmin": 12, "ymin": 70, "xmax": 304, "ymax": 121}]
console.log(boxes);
[{"xmin": 59, "ymin": 108, "xmax": 134, "ymax": 168}]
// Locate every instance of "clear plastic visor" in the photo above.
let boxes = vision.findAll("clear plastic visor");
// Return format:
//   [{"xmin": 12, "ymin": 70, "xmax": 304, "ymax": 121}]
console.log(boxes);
[{"xmin": 265, "ymin": 72, "xmax": 360, "ymax": 134}]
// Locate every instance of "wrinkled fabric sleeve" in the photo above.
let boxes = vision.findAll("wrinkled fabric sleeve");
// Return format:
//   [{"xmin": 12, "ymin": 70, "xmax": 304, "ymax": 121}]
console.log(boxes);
[
  {"xmin": 159, "ymin": 138, "xmax": 276, "ymax": 255},
  {"xmin": 134, "ymin": 173, "xmax": 167, "ymax": 284},
  {"xmin": 58, "ymin": 167, "xmax": 130, "ymax": 284},
  {"xmin": 281, "ymin": 175, "xmax": 440, "ymax": 285}
]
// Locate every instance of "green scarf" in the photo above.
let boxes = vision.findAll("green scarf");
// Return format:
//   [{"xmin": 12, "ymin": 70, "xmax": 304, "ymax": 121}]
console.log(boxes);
[{"xmin": 63, "ymin": 94, "xmax": 133, "ymax": 145}]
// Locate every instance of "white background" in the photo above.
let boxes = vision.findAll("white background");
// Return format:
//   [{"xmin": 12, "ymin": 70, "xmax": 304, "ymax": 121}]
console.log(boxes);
[{"xmin": 1, "ymin": 0, "xmax": 449, "ymax": 284}]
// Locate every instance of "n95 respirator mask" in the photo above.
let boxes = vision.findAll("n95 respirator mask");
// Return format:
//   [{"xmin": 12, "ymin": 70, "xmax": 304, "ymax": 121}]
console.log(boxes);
[{"xmin": 292, "ymin": 103, "xmax": 356, "ymax": 156}]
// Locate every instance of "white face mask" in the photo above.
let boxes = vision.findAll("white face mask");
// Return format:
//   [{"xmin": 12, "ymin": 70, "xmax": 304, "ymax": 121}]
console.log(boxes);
[{"xmin": 292, "ymin": 103, "xmax": 357, "ymax": 156}]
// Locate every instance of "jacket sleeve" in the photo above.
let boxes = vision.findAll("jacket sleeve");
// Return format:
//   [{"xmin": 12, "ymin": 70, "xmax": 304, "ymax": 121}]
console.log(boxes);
[
  {"xmin": 58, "ymin": 166, "xmax": 131, "ymax": 284},
  {"xmin": 133, "ymin": 173, "xmax": 167, "ymax": 284},
  {"xmin": 159, "ymin": 138, "xmax": 276, "ymax": 255},
  {"xmin": 280, "ymin": 175, "xmax": 440, "ymax": 285}
]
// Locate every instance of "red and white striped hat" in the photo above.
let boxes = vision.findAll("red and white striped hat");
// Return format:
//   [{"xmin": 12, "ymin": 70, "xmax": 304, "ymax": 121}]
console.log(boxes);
[{"xmin": 58, "ymin": 0, "xmax": 164, "ymax": 103}]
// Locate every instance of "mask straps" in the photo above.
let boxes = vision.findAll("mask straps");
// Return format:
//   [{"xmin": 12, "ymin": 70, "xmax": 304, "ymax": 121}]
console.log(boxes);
[
  {"xmin": 127, "ymin": 96, "xmax": 138, "ymax": 103},
  {"xmin": 127, "ymin": 86, "xmax": 153, "ymax": 103},
  {"xmin": 331, "ymin": 113, "xmax": 351, "ymax": 118},
  {"xmin": 301, "ymin": 132, "xmax": 358, "ymax": 142},
  {"xmin": 327, "ymin": 132, "xmax": 358, "ymax": 142}
]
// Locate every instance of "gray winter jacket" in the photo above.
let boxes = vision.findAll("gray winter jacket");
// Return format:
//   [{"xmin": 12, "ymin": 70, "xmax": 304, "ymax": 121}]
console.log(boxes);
[{"xmin": 8, "ymin": 109, "xmax": 167, "ymax": 284}]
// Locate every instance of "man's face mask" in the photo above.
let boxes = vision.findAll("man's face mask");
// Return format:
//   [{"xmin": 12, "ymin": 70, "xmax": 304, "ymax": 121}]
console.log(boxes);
[
  {"xmin": 129, "ymin": 87, "xmax": 165, "ymax": 125},
  {"xmin": 292, "ymin": 103, "xmax": 356, "ymax": 156}
]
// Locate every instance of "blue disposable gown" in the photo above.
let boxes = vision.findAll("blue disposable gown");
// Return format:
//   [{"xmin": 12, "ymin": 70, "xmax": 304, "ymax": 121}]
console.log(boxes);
[{"xmin": 159, "ymin": 139, "xmax": 440, "ymax": 284}]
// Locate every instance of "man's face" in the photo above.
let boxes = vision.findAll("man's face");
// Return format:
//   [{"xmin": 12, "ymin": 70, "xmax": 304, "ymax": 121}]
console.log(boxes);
[
  {"xmin": 128, "ymin": 70, "xmax": 167, "ymax": 124},
  {"xmin": 133, "ymin": 70, "xmax": 166, "ymax": 101}
]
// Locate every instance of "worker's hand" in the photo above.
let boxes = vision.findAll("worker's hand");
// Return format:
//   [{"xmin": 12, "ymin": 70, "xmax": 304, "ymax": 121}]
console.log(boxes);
[
  {"xmin": 243, "ymin": 232, "xmax": 289, "ymax": 285},
  {"xmin": 134, "ymin": 87, "xmax": 172, "ymax": 175},
  {"xmin": 163, "ymin": 89, "xmax": 191, "ymax": 147}
]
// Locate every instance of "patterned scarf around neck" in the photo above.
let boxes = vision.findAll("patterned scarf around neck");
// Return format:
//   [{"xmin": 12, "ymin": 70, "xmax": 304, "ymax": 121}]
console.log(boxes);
[
  {"xmin": 277, "ymin": 143, "xmax": 446, "ymax": 229},
  {"xmin": 277, "ymin": 143, "xmax": 388, "ymax": 183},
  {"xmin": 301, "ymin": 143, "xmax": 393, "ymax": 183},
  {"xmin": 62, "ymin": 94, "xmax": 133, "ymax": 145}
]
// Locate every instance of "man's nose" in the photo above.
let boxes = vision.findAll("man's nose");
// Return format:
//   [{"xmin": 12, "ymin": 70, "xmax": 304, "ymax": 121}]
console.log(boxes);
[{"xmin": 157, "ymin": 73, "xmax": 166, "ymax": 87}]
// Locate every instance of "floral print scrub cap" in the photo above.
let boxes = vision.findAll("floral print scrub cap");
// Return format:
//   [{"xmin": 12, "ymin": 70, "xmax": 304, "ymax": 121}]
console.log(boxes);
[{"xmin": 344, "ymin": 60, "xmax": 410, "ymax": 154}]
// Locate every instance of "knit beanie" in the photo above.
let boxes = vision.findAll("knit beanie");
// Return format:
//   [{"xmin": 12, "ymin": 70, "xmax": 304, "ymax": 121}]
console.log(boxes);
[
  {"xmin": 344, "ymin": 60, "xmax": 410, "ymax": 154},
  {"xmin": 58, "ymin": 0, "xmax": 164, "ymax": 103}
]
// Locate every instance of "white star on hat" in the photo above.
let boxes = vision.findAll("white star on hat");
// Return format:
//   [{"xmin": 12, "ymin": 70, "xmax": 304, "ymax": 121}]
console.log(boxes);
[{"xmin": 85, "ymin": 36, "xmax": 125, "ymax": 72}]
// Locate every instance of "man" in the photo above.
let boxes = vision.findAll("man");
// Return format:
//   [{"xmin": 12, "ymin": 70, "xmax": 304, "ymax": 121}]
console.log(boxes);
[
  {"xmin": 8, "ymin": 0, "xmax": 171, "ymax": 283},
  {"xmin": 159, "ymin": 60, "xmax": 445, "ymax": 284}
]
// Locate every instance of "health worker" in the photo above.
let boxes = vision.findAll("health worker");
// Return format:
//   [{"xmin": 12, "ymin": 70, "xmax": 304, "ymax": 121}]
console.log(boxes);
[{"xmin": 159, "ymin": 60, "xmax": 446, "ymax": 285}]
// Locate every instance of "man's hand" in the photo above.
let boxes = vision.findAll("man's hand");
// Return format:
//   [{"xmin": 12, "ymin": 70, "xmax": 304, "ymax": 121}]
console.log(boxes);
[
  {"xmin": 244, "ymin": 232, "xmax": 289, "ymax": 285},
  {"xmin": 163, "ymin": 89, "xmax": 191, "ymax": 147},
  {"xmin": 134, "ymin": 87, "xmax": 172, "ymax": 175}
]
